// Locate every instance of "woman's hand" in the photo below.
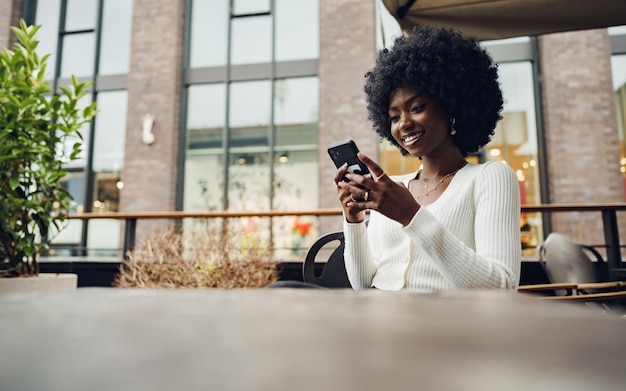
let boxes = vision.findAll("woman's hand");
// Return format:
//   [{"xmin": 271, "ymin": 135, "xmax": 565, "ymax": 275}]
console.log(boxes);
[
  {"xmin": 335, "ymin": 153, "xmax": 420, "ymax": 227},
  {"xmin": 334, "ymin": 163, "xmax": 368, "ymax": 223}
]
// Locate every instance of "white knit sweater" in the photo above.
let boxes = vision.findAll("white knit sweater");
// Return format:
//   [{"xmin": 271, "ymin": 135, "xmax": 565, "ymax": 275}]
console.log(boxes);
[{"xmin": 343, "ymin": 161, "xmax": 521, "ymax": 291}]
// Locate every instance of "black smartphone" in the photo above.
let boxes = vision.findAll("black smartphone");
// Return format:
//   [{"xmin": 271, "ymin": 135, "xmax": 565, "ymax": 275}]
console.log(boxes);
[{"xmin": 327, "ymin": 139, "xmax": 371, "ymax": 180}]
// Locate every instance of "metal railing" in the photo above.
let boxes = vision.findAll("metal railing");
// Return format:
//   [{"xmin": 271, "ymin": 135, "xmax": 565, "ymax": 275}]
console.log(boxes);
[{"xmin": 66, "ymin": 203, "xmax": 626, "ymax": 269}]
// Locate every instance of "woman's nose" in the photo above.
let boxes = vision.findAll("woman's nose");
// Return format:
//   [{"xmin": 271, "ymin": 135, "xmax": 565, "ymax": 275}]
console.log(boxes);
[{"xmin": 399, "ymin": 113, "xmax": 412, "ymax": 130}]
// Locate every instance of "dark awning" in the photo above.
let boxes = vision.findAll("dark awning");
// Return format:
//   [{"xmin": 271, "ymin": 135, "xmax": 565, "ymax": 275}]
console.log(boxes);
[{"xmin": 382, "ymin": 0, "xmax": 626, "ymax": 40}]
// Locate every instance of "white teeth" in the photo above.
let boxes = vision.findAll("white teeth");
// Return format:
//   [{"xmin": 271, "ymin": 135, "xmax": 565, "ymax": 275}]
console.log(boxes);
[{"xmin": 402, "ymin": 131, "xmax": 424, "ymax": 143}]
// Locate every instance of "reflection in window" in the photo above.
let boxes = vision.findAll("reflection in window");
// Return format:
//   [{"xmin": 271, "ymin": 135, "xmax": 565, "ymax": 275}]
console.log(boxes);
[
  {"xmin": 60, "ymin": 0, "xmax": 96, "ymax": 79},
  {"xmin": 184, "ymin": 84, "xmax": 227, "ymax": 212},
  {"xmin": 272, "ymin": 77, "xmax": 319, "ymax": 257},
  {"xmin": 232, "ymin": 0, "xmax": 270, "ymax": 15},
  {"xmin": 230, "ymin": 15, "xmax": 272, "ymax": 65},
  {"xmin": 99, "ymin": 0, "xmax": 133, "ymax": 75},
  {"xmin": 49, "ymin": 172, "xmax": 84, "ymax": 252},
  {"xmin": 35, "ymin": 0, "xmax": 60, "ymax": 80},
  {"xmin": 272, "ymin": 77, "xmax": 319, "ymax": 259},
  {"xmin": 65, "ymin": 0, "xmax": 97, "ymax": 31},
  {"xmin": 61, "ymin": 33, "xmax": 96, "ymax": 79},
  {"xmin": 88, "ymin": 177, "xmax": 122, "ymax": 254},
  {"xmin": 63, "ymin": 172, "xmax": 86, "ymax": 214},
  {"xmin": 93, "ymin": 91, "xmax": 127, "ymax": 171},
  {"xmin": 228, "ymin": 151, "xmax": 270, "ymax": 211},
  {"xmin": 227, "ymin": 80, "xmax": 271, "ymax": 210},
  {"xmin": 189, "ymin": 0, "xmax": 228, "ymax": 68},
  {"xmin": 88, "ymin": 169, "xmax": 122, "ymax": 255},
  {"xmin": 183, "ymin": 1, "xmax": 320, "ymax": 258},
  {"xmin": 187, "ymin": 84, "xmax": 227, "ymax": 148},
  {"xmin": 275, "ymin": 0, "xmax": 319, "ymax": 61},
  {"xmin": 87, "ymin": 91, "xmax": 128, "ymax": 256},
  {"xmin": 92, "ymin": 172, "xmax": 122, "ymax": 213},
  {"xmin": 274, "ymin": 77, "xmax": 318, "ymax": 128},
  {"xmin": 611, "ymin": 55, "xmax": 626, "ymax": 198},
  {"xmin": 63, "ymin": 95, "xmax": 93, "ymax": 169},
  {"xmin": 229, "ymin": 80, "xmax": 271, "ymax": 131},
  {"xmin": 31, "ymin": 0, "xmax": 132, "ymax": 259},
  {"xmin": 488, "ymin": 62, "xmax": 542, "ymax": 254}
]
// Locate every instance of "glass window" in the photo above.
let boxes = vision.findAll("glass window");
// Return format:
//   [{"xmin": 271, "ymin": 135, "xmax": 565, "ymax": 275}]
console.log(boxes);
[
  {"xmin": 89, "ymin": 89, "xmax": 128, "ymax": 256},
  {"xmin": 92, "ymin": 172, "xmax": 122, "ymax": 213},
  {"xmin": 183, "ymin": 1, "xmax": 320, "ymax": 259},
  {"xmin": 228, "ymin": 150, "xmax": 270, "ymax": 211},
  {"xmin": 187, "ymin": 84, "xmax": 227, "ymax": 148},
  {"xmin": 487, "ymin": 62, "xmax": 542, "ymax": 253},
  {"xmin": 63, "ymin": 95, "xmax": 93, "ymax": 169},
  {"xmin": 93, "ymin": 91, "xmax": 128, "ymax": 171},
  {"xmin": 35, "ymin": 0, "xmax": 61, "ymax": 80},
  {"xmin": 232, "ymin": 0, "xmax": 270, "ymax": 15},
  {"xmin": 227, "ymin": 80, "xmax": 271, "ymax": 210},
  {"xmin": 189, "ymin": 0, "xmax": 228, "ymax": 68},
  {"xmin": 89, "ymin": 170, "xmax": 123, "ymax": 254},
  {"xmin": 60, "ymin": 33, "xmax": 96, "ymax": 78},
  {"xmin": 185, "ymin": 151, "xmax": 225, "ymax": 211},
  {"xmin": 229, "ymin": 80, "xmax": 271, "ymax": 129},
  {"xmin": 275, "ymin": 0, "xmax": 319, "ymax": 61},
  {"xmin": 184, "ymin": 84, "xmax": 227, "ymax": 212},
  {"xmin": 230, "ymin": 15, "xmax": 272, "ymax": 65},
  {"xmin": 273, "ymin": 77, "xmax": 319, "ymax": 258},
  {"xmin": 30, "ymin": 0, "xmax": 132, "ymax": 259},
  {"xmin": 99, "ymin": 0, "xmax": 133, "ymax": 75},
  {"xmin": 49, "ymin": 172, "xmax": 85, "ymax": 250},
  {"xmin": 274, "ymin": 77, "xmax": 318, "ymax": 128},
  {"xmin": 273, "ymin": 77, "xmax": 319, "ymax": 208},
  {"xmin": 86, "ymin": 218, "xmax": 121, "ymax": 256},
  {"xmin": 65, "ymin": 0, "xmax": 97, "ymax": 31}
]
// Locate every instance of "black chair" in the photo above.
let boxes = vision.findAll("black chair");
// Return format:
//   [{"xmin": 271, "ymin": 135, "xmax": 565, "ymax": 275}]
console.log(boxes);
[
  {"xmin": 302, "ymin": 231, "xmax": 351, "ymax": 288},
  {"xmin": 518, "ymin": 233, "xmax": 626, "ymax": 313}
]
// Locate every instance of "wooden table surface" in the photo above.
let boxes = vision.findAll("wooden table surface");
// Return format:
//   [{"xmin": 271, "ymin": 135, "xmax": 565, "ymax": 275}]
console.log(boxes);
[{"xmin": 1, "ymin": 288, "xmax": 625, "ymax": 391}]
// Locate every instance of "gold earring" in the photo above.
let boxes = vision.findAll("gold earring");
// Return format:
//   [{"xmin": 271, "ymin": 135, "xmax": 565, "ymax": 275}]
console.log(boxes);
[{"xmin": 450, "ymin": 118, "xmax": 457, "ymax": 136}]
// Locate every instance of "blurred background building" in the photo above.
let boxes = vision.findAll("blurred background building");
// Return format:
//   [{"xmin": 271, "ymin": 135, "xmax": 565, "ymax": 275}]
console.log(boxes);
[{"xmin": 1, "ymin": 0, "xmax": 624, "ymax": 260}]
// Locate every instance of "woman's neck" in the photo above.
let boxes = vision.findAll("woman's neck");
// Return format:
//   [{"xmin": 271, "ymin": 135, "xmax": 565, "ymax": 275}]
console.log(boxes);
[{"xmin": 418, "ymin": 153, "xmax": 467, "ymax": 179}]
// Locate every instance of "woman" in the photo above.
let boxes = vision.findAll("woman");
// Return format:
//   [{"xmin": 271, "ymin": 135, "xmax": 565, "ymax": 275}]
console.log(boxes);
[{"xmin": 334, "ymin": 26, "xmax": 521, "ymax": 291}]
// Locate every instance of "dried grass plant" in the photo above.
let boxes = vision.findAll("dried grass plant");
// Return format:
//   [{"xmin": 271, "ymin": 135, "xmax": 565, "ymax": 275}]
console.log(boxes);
[{"xmin": 114, "ymin": 220, "xmax": 279, "ymax": 288}]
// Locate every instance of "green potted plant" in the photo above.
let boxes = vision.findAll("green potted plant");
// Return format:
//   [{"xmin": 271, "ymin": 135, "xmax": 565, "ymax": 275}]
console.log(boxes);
[{"xmin": 0, "ymin": 19, "xmax": 96, "ymax": 286}]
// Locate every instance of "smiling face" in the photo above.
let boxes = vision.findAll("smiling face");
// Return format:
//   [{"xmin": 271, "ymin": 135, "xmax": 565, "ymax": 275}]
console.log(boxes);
[{"xmin": 388, "ymin": 85, "xmax": 456, "ymax": 159}]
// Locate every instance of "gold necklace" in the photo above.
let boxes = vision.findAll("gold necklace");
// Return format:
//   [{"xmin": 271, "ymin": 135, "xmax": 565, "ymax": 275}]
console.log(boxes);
[{"xmin": 412, "ymin": 161, "xmax": 467, "ymax": 200}]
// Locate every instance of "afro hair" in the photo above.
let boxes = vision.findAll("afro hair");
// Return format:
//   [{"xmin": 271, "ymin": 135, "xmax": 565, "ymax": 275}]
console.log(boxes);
[{"xmin": 364, "ymin": 26, "xmax": 503, "ymax": 156}]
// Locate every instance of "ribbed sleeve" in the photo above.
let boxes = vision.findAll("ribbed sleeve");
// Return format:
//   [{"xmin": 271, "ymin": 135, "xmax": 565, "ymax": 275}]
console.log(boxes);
[
  {"xmin": 343, "ymin": 219, "xmax": 377, "ymax": 289},
  {"xmin": 342, "ymin": 161, "xmax": 521, "ymax": 292}
]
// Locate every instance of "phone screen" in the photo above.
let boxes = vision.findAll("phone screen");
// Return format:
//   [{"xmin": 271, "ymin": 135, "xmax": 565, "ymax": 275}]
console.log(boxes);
[{"xmin": 327, "ymin": 139, "xmax": 370, "ymax": 178}]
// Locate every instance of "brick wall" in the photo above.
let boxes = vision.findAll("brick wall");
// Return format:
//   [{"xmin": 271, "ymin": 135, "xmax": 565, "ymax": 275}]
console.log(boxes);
[
  {"xmin": 318, "ymin": 0, "xmax": 378, "ymax": 234},
  {"xmin": 0, "ymin": 0, "xmax": 22, "ymax": 50},
  {"xmin": 120, "ymin": 0, "xmax": 185, "ymax": 237},
  {"xmin": 538, "ymin": 29, "xmax": 626, "ymax": 247}
]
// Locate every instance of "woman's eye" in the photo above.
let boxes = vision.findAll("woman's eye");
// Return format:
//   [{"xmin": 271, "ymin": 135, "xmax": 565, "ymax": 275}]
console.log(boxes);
[
  {"xmin": 389, "ymin": 115, "xmax": 400, "ymax": 123},
  {"xmin": 410, "ymin": 104, "xmax": 425, "ymax": 113}
]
